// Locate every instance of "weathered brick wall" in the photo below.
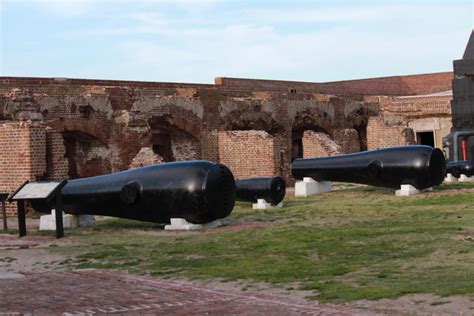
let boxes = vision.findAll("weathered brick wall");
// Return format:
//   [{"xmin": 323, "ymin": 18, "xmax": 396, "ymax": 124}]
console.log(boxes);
[
  {"xmin": 0, "ymin": 122, "xmax": 46, "ymax": 214},
  {"xmin": 218, "ymin": 130, "xmax": 276, "ymax": 179},
  {"xmin": 129, "ymin": 147, "xmax": 164, "ymax": 169},
  {"xmin": 216, "ymin": 72, "xmax": 452, "ymax": 96},
  {"xmin": 201, "ymin": 131, "xmax": 219, "ymax": 162},
  {"xmin": 302, "ymin": 131, "xmax": 341, "ymax": 158},
  {"xmin": 171, "ymin": 131, "xmax": 201, "ymax": 161},
  {"xmin": 0, "ymin": 73, "xmax": 453, "ymax": 199},
  {"xmin": 45, "ymin": 128, "xmax": 69, "ymax": 180},
  {"xmin": 376, "ymin": 95, "xmax": 452, "ymax": 149},
  {"xmin": 333, "ymin": 128, "xmax": 360, "ymax": 153},
  {"xmin": 366, "ymin": 116, "xmax": 415, "ymax": 150}
]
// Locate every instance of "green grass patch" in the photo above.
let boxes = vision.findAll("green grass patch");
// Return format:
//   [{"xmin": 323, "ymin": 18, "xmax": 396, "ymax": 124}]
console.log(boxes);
[{"xmin": 46, "ymin": 187, "xmax": 474, "ymax": 303}]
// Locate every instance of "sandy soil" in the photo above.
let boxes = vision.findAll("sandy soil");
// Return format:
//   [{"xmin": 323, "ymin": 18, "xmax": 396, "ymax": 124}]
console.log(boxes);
[
  {"xmin": 0, "ymin": 234, "xmax": 71, "ymax": 276},
  {"xmin": 354, "ymin": 293, "xmax": 474, "ymax": 315},
  {"xmin": 2, "ymin": 220, "xmax": 474, "ymax": 315}
]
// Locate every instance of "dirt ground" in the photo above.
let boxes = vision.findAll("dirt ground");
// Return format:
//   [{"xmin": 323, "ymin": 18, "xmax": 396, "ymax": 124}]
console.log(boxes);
[{"xmin": 1, "ymin": 229, "xmax": 474, "ymax": 315}]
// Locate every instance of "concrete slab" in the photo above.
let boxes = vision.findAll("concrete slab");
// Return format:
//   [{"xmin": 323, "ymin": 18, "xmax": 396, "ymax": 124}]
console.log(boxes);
[
  {"xmin": 164, "ymin": 218, "xmax": 222, "ymax": 231},
  {"xmin": 252, "ymin": 199, "xmax": 283, "ymax": 209},
  {"xmin": 295, "ymin": 178, "xmax": 332, "ymax": 197}
]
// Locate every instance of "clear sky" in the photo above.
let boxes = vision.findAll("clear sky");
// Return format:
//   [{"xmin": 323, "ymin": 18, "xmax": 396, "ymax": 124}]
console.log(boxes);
[{"xmin": 0, "ymin": 0, "xmax": 473, "ymax": 83}]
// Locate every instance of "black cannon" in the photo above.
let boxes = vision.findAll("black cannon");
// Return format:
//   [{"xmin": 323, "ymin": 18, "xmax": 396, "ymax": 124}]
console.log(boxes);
[
  {"xmin": 446, "ymin": 160, "xmax": 474, "ymax": 178},
  {"xmin": 32, "ymin": 161, "xmax": 236, "ymax": 224},
  {"xmin": 235, "ymin": 177, "xmax": 286, "ymax": 205},
  {"xmin": 292, "ymin": 145, "xmax": 446, "ymax": 190}
]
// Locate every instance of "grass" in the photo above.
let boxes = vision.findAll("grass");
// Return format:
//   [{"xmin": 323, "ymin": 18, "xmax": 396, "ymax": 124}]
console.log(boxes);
[{"xmin": 36, "ymin": 182, "xmax": 474, "ymax": 303}]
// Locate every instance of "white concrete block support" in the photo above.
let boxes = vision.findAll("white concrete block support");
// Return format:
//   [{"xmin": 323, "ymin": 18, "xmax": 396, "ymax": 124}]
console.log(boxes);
[
  {"xmin": 252, "ymin": 199, "xmax": 283, "ymax": 210},
  {"xmin": 295, "ymin": 177, "xmax": 332, "ymax": 197},
  {"xmin": 164, "ymin": 218, "xmax": 222, "ymax": 231},
  {"xmin": 39, "ymin": 210, "xmax": 96, "ymax": 231},
  {"xmin": 395, "ymin": 185, "xmax": 433, "ymax": 196},
  {"xmin": 444, "ymin": 173, "xmax": 459, "ymax": 183},
  {"xmin": 459, "ymin": 175, "xmax": 474, "ymax": 182}
]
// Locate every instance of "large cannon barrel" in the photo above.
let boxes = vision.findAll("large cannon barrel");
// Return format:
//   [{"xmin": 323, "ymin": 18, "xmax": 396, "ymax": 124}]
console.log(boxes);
[
  {"xmin": 235, "ymin": 177, "xmax": 286, "ymax": 205},
  {"xmin": 446, "ymin": 160, "xmax": 474, "ymax": 177},
  {"xmin": 292, "ymin": 145, "xmax": 446, "ymax": 190},
  {"xmin": 34, "ymin": 161, "xmax": 236, "ymax": 224}
]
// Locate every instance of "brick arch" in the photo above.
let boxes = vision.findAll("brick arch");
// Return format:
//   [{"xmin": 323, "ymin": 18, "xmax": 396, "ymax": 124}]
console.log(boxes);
[
  {"xmin": 47, "ymin": 118, "xmax": 110, "ymax": 145},
  {"xmin": 345, "ymin": 105, "xmax": 378, "ymax": 152},
  {"xmin": 345, "ymin": 104, "xmax": 379, "ymax": 127},
  {"xmin": 147, "ymin": 114, "xmax": 201, "ymax": 140},
  {"xmin": 291, "ymin": 109, "xmax": 334, "ymax": 162},
  {"xmin": 292, "ymin": 108, "xmax": 333, "ymax": 134},
  {"xmin": 146, "ymin": 113, "xmax": 202, "ymax": 162},
  {"xmin": 142, "ymin": 105, "xmax": 202, "ymax": 139},
  {"xmin": 221, "ymin": 110, "xmax": 284, "ymax": 135}
]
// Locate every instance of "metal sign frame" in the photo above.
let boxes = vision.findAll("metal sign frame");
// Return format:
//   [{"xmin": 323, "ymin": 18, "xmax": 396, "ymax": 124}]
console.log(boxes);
[{"xmin": 8, "ymin": 180, "xmax": 68, "ymax": 238}]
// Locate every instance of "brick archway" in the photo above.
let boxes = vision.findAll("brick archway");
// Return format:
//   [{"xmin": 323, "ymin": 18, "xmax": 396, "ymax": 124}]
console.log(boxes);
[
  {"xmin": 47, "ymin": 118, "xmax": 110, "ymax": 145},
  {"xmin": 221, "ymin": 110, "xmax": 283, "ymax": 135},
  {"xmin": 146, "ymin": 114, "xmax": 202, "ymax": 162},
  {"xmin": 47, "ymin": 119, "xmax": 112, "ymax": 178}
]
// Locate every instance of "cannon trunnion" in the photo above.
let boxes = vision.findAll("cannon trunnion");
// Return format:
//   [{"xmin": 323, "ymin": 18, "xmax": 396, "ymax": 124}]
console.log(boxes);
[
  {"xmin": 446, "ymin": 160, "xmax": 474, "ymax": 178},
  {"xmin": 292, "ymin": 146, "xmax": 446, "ymax": 190},
  {"xmin": 235, "ymin": 177, "xmax": 286, "ymax": 205},
  {"xmin": 33, "ymin": 161, "xmax": 236, "ymax": 224}
]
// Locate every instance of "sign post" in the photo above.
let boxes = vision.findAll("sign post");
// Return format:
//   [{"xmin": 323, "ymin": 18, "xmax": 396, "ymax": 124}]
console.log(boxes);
[
  {"xmin": 8, "ymin": 180, "xmax": 67, "ymax": 238},
  {"xmin": 0, "ymin": 193, "xmax": 8, "ymax": 230}
]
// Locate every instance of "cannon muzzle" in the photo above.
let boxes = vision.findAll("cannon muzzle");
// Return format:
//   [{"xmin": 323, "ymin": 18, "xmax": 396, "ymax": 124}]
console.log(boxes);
[
  {"xmin": 446, "ymin": 160, "xmax": 474, "ymax": 178},
  {"xmin": 235, "ymin": 177, "xmax": 286, "ymax": 205},
  {"xmin": 33, "ymin": 161, "xmax": 236, "ymax": 224},
  {"xmin": 292, "ymin": 146, "xmax": 446, "ymax": 190}
]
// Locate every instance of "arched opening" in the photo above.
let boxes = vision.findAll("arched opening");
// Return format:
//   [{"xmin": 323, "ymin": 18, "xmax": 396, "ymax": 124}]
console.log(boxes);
[
  {"xmin": 291, "ymin": 127, "xmax": 330, "ymax": 161},
  {"xmin": 62, "ymin": 131, "xmax": 111, "ymax": 178},
  {"xmin": 346, "ymin": 104, "xmax": 378, "ymax": 152},
  {"xmin": 148, "ymin": 116, "xmax": 201, "ymax": 162}
]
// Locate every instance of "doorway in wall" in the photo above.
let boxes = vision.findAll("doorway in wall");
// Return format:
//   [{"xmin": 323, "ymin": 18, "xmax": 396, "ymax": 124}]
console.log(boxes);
[{"xmin": 417, "ymin": 131, "xmax": 435, "ymax": 147}]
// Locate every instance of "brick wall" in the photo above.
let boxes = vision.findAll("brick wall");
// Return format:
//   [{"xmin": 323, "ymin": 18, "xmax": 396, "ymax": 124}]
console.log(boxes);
[
  {"xmin": 333, "ymin": 128, "xmax": 360, "ymax": 153},
  {"xmin": 216, "ymin": 72, "xmax": 452, "ymax": 96},
  {"xmin": 0, "ymin": 122, "xmax": 46, "ymax": 214},
  {"xmin": 201, "ymin": 131, "xmax": 219, "ymax": 162},
  {"xmin": 45, "ymin": 128, "xmax": 69, "ymax": 180},
  {"xmin": 366, "ymin": 116, "xmax": 415, "ymax": 150},
  {"xmin": 218, "ymin": 130, "xmax": 276, "ymax": 179},
  {"xmin": 302, "ymin": 131, "xmax": 341, "ymax": 158},
  {"xmin": 0, "ymin": 72, "xmax": 453, "ymax": 197},
  {"xmin": 129, "ymin": 147, "xmax": 164, "ymax": 169}
]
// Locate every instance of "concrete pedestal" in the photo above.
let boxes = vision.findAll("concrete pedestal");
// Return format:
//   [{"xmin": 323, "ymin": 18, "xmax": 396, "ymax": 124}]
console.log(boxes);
[
  {"xmin": 164, "ymin": 218, "xmax": 222, "ymax": 231},
  {"xmin": 395, "ymin": 185, "xmax": 433, "ymax": 196},
  {"xmin": 39, "ymin": 210, "xmax": 96, "ymax": 231},
  {"xmin": 459, "ymin": 174, "xmax": 474, "ymax": 182},
  {"xmin": 252, "ymin": 199, "xmax": 283, "ymax": 210},
  {"xmin": 444, "ymin": 173, "xmax": 459, "ymax": 183},
  {"xmin": 295, "ymin": 177, "xmax": 332, "ymax": 197}
]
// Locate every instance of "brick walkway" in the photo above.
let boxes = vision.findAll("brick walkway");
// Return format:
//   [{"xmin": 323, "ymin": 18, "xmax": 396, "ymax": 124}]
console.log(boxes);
[{"xmin": 0, "ymin": 269, "xmax": 370, "ymax": 315}]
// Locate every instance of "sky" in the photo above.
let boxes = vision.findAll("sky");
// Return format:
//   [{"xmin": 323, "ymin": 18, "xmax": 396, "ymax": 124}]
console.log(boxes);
[{"xmin": 0, "ymin": 0, "xmax": 473, "ymax": 84}]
